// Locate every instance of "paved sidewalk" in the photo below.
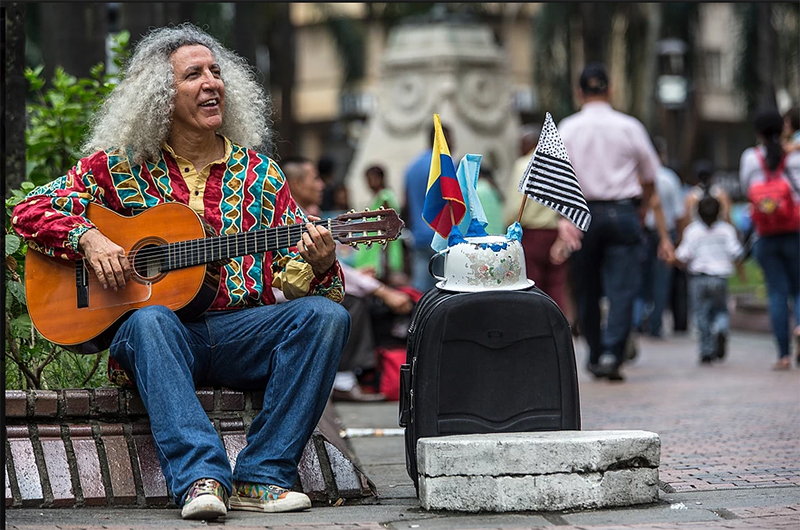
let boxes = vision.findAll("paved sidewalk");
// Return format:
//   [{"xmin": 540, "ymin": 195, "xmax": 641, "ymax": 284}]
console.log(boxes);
[{"xmin": 6, "ymin": 329, "xmax": 800, "ymax": 529}]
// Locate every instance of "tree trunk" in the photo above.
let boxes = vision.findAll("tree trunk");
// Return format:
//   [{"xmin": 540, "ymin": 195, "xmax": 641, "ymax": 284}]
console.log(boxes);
[
  {"xmin": 268, "ymin": 3, "xmax": 298, "ymax": 158},
  {"xmin": 3, "ymin": 2, "xmax": 28, "ymax": 197},
  {"xmin": 580, "ymin": 3, "xmax": 610, "ymax": 64},
  {"xmin": 640, "ymin": 3, "xmax": 662, "ymax": 133},
  {"xmin": 39, "ymin": 3, "xmax": 107, "ymax": 80},
  {"xmin": 234, "ymin": 3, "xmax": 259, "ymax": 70},
  {"xmin": 755, "ymin": 3, "xmax": 777, "ymax": 110}
]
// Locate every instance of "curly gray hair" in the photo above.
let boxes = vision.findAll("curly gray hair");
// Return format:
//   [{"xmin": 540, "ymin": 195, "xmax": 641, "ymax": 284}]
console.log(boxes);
[{"xmin": 83, "ymin": 23, "xmax": 271, "ymax": 164}]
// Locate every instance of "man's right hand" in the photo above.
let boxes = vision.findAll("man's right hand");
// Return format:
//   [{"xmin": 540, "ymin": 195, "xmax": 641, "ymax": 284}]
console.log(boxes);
[{"xmin": 78, "ymin": 228, "xmax": 132, "ymax": 291}]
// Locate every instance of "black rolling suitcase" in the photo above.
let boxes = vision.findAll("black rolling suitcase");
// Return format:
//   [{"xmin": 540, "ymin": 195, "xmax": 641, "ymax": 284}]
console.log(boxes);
[{"xmin": 398, "ymin": 285, "xmax": 581, "ymax": 488}]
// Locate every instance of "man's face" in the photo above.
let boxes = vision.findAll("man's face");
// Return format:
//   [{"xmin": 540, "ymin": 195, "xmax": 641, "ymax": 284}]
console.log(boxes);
[
  {"xmin": 292, "ymin": 162, "xmax": 325, "ymax": 209},
  {"xmin": 170, "ymin": 45, "xmax": 226, "ymax": 136}
]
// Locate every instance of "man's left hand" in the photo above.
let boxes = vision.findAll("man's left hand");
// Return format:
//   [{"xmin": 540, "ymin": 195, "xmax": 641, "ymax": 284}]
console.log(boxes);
[{"xmin": 297, "ymin": 218, "xmax": 336, "ymax": 278}]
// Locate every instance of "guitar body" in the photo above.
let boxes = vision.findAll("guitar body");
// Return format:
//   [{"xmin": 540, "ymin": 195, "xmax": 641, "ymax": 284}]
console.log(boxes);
[{"xmin": 25, "ymin": 202, "xmax": 220, "ymax": 353}]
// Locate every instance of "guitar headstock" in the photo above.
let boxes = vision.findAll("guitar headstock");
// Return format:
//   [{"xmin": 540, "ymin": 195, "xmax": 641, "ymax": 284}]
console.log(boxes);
[{"xmin": 331, "ymin": 208, "xmax": 405, "ymax": 248}]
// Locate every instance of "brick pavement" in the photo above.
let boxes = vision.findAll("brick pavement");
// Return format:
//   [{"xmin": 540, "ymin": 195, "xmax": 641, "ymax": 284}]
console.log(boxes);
[{"xmin": 575, "ymin": 331, "xmax": 800, "ymax": 493}]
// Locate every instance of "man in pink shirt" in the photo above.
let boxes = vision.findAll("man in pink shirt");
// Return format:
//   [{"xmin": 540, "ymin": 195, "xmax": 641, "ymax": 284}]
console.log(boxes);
[{"xmin": 554, "ymin": 63, "xmax": 673, "ymax": 382}]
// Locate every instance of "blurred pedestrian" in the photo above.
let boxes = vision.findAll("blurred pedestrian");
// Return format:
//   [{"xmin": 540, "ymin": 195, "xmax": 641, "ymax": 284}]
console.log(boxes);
[
  {"xmin": 674, "ymin": 196, "xmax": 744, "ymax": 364},
  {"xmin": 503, "ymin": 124, "xmax": 571, "ymax": 317},
  {"xmin": 680, "ymin": 159, "xmax": 734, "ymax": 230},
  {"xmin": 633, "ymin": 137, "xmax": 686, "ymax": 338},
  {"xmin": 739, "ymin": 108, "xmax": 800, "ymax": 370},
  {"xmin": 554, "ymin": 62, "xmax": 674, "ymax": 382},
  {"xmin": 476, "ymin": 164, "xmax": 505, "ymax": 235},
  {"xmin": 404, "ymin": 123, "xmax": 455, "ymax": 293},
  {"xmin": 783, "ymin": 106, "xmax": 800, "ymax": 152},
  {"xmin": 318, "ymin": 155, "xmax": 338, "ymax": 212},
  {"xmin": 353, "ymin": 165, "xmax": 407, "ymax": 286}
]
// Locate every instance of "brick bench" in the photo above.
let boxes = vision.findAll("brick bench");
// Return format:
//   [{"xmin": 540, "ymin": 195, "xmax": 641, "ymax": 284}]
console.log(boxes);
[{"xmin": 4, "ymin": 388, "xmax": 374, "ymax": 508}]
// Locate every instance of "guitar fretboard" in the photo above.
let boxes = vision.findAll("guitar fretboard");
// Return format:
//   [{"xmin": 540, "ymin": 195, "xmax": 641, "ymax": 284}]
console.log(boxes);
[{"xmin": 162, "ymin": 219, "xmax": 333, "ymax": 271}]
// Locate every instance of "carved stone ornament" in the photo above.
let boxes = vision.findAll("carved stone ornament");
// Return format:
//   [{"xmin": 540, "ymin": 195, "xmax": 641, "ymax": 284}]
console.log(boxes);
[
  {"xmin": 453, "ymin": 69, "xmax": 511, "ymax": 133},
  {"xmin": 379, "ymin": 72, "xmax": 434, "ymax": 135}
]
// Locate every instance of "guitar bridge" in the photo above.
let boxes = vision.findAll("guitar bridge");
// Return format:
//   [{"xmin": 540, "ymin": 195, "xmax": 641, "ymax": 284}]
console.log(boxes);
[{"xmin": 76, "ymin": 260, "xmax": 90, "ymax": 308}]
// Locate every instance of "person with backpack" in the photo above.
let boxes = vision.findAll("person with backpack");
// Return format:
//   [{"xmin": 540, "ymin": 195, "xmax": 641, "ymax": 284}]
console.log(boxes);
[{"xmin": 739, "ymin": 108, "xmax": 800, "ymax": 370}]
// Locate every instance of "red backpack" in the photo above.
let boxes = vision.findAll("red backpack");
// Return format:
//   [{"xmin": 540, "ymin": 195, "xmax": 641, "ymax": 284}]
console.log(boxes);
[{"xmin": 747, "ymin": 151, "xmax": 800, "ymax": 236}]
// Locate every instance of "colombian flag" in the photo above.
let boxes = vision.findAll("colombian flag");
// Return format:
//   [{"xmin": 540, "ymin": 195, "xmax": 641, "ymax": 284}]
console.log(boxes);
[{"xmin": 422, "ymin": 114, "xmax": 466, "ymax": 239}]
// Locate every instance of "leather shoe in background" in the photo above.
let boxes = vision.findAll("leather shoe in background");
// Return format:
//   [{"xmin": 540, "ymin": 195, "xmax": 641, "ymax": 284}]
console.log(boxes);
[{"xmin": 332, "ymin": 384, "xmax": 386, "ymax": 403}]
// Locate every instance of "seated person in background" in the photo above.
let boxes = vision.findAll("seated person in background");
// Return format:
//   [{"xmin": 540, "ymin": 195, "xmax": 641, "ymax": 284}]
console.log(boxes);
[
  {"xmin": 334, "ymin": 263, "xmax": 415, "ymax": 402},
  {"xmin": 281, "ymin": 156, "xmax": 415, "ymax": 401},
  {"xmin": 353, "ymin": 165, "xmax": 407, "ymax": 286}
]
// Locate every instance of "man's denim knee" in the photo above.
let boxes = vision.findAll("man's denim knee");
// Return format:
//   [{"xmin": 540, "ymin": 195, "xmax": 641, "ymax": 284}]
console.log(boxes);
[{"xmin": 125, "ymin": 305, "xmax": 180, "ymax": 329}]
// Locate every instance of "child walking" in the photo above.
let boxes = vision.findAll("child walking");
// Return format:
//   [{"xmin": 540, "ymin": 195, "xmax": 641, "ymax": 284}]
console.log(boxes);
[{"xmin": 675, "ymin": 196, "xmax": 745, "ymax": 363}]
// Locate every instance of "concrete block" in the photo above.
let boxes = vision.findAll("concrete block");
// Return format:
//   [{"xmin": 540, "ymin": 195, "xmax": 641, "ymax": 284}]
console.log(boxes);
[
  {"xmin": 417, "ymin": 431, "xmax": 660, "ymax": 512},
  {"xmin": 68, "ymin": 425, "xmax": 106, "ymax": 506},
  {"xmin": 99, "ymin": 424, "xmax": 136, "ymax": 505},
  {"xmin": 419, "ymin": 468, "xmax": 659, "ymax": 512},
  {"xmin": 131, "ymin": 423, "xmax": 168, "ymax": 504},
  {"xmin": 298, "ymin": 440, "xmax": 326, "ymax": 497},
  {"xmin": 38, "ymin": 425, "xmax": 75, "ymax": 507},
  {"xmin": 220, "ymin": 420, "xmax": 247, "ymax": 472},
  {"xmin": 31, "ymin": 390, "xmax": 58, "ymax": 417},
  {"xmin": 123, "ymin": 391, "xmax": 147, "ymax": 416},
  {"xmin": 93, "ymin": 388, "xmax": 120, "ymax": 414},
  {"xmin": 418, "ymin": 431, "xmax": 660, "ymax": 477},
  {"xmin": 220, "ymin": 388, "xmax": 245, "ymax": 411},
  {"xmin": 325, "ymin": 441, "xmax": 362, "ymax": 496},
  {"xmin": 5, "ymin": 464, "xmax": 12, "ymax": 507},
  {"xmin": 195, "ymin": 388, "xmax": 215, "ymax": 411},
  {"xmin": 63, "ymin": 390, "xmax": 91, "ymax": 416},
  {"xmin": 7, "ymin": 425, "xmax": 43, "ymax": 506},
  {"xmin": 5, "ymin": 390, "xmax": 28, "ymax": 417}
]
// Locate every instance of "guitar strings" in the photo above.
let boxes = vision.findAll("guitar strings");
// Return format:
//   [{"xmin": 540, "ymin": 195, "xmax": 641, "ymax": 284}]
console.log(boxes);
[{"xmin": 117, "ymin": 217, "xmax": 396, "ymax": 266}]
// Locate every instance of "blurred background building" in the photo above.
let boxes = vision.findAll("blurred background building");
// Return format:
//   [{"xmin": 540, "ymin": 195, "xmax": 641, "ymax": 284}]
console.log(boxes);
[{"xmin": 5, "ymin": 2, "xmax": 799, "ymax": 203}]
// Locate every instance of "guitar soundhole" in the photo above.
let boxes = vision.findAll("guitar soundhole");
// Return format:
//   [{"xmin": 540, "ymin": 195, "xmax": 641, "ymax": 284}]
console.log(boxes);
[{"xmin": 132, "ymin": 243, "xmax": 166, "ymax": 281}]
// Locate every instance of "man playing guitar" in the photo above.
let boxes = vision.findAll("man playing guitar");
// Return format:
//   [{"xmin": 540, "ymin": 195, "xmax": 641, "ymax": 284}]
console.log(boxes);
[{"xmin": 12, "ymin": 24, "xmax": 351, "ymax": 520}]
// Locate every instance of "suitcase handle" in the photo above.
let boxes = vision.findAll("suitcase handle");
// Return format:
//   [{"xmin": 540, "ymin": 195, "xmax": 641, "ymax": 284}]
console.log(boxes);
[{"xmin": 398, "ymin": 363, "xmax": 412, "ymax": 427}]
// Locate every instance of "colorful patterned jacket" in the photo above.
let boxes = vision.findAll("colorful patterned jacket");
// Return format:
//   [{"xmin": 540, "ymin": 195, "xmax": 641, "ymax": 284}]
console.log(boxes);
[{"xmin": 12, "ymin": 138, "xmax": 345, "ymax": 384}]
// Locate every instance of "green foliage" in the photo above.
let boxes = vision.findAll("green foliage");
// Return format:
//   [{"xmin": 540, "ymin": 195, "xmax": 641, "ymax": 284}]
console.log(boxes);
[
  {"xmin": 24, "ymin": 31, "xmax": 129, "ymax": 187},
  {"xmin": 5, "ymin": 32, "xmax": 129, "ymax": 390}
]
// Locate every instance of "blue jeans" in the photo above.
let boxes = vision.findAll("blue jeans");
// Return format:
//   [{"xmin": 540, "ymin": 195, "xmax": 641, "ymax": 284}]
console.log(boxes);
[
  {"xmin": 633, "ymin": 229, "xmax": 676, "ymax": 337},
  {"xmin": 109, "ymin": 298, "xmax": 350, "ymax": 504},
  {"xmin": 690, "ymin": 274, "xmax": 729, "ymax": 358},
  {"xmin": 753, "ymin": 232, "xmax": 800, "ymax": 359},
  {"xmin": 571, "ymin": 200, "xmax": 644, "ymax": 366}
]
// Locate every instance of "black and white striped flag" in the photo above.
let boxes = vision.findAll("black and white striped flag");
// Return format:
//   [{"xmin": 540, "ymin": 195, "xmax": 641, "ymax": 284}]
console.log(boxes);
[{"xmin": 518, "ymin": 112, "xmax": 591, "ymax": 231}]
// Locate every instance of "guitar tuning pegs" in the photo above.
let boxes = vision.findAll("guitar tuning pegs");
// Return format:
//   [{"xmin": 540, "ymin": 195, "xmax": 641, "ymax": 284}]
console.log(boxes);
[{"xmin": 348, "ymin": 208, "xmax": 356, "ymax": 214}]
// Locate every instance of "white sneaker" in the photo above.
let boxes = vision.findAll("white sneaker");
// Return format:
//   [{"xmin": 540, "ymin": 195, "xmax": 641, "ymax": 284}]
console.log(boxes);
[{"xmin": 181, "ymin": 478, "xmax": 228, "ymax": 520}]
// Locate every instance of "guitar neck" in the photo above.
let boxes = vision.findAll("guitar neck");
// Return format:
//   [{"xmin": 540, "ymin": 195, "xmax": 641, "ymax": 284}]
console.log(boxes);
[{"xmin": 162, "ymin": 219, "xmax": 331, "ymax": 271}]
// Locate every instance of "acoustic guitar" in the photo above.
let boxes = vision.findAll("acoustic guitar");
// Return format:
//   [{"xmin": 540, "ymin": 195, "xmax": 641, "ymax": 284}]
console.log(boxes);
[{"xmin": 24, "ymin": 201, "xmax": 404, "ymax": 354}]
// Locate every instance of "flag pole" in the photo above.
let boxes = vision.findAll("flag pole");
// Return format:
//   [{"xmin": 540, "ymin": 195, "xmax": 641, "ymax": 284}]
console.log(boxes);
[
  {"xmin": 449, "ymin": 202, "xmax": 456, "ymax": 226},
  {"xmin": 516, "ymin": 195, "xmax": 527, "ymax": 224}
]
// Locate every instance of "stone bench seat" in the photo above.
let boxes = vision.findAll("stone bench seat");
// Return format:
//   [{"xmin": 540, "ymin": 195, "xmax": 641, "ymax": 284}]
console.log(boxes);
[{"xmin": 4, "ymin": 388, "xmax": 374, "ymax": 508}]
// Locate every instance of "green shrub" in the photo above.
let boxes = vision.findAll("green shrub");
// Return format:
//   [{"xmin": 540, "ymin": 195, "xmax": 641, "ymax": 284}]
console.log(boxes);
[{"xmin": 5, "ymin": 32, "xmax": 129, "ymax": 390}]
